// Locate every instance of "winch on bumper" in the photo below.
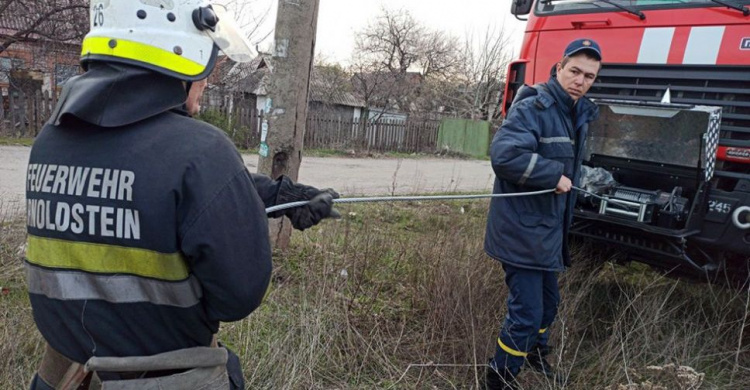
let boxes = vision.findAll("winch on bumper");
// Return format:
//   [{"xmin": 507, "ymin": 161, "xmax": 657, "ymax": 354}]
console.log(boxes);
[{"xmin": 571, "ymin": 100, "xmax": 750, "ymax": 282}]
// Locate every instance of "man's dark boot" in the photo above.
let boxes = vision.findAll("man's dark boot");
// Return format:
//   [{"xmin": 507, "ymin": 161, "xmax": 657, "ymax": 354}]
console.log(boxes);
[
  {"xmin": 484, "ymin": 360, "xmax": 517, "ymax": 390},
  {"xmin": 525, "ymin": 344, "xmax": 564, "ymax": 384}
]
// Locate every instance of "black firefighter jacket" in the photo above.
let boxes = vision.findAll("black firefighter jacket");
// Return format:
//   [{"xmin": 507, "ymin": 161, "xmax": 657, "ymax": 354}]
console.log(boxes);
[
  {"xmin": 484, "ymin": 75, "xmax": 599, "ymax": 272},
  {"xmin": 25, "ymin": 62, "xmax": 278, "ymax": 364}
]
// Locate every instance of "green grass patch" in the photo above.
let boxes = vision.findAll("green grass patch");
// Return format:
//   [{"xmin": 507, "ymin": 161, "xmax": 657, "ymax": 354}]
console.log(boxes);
[
  {"xmin": 0, "ymin": 137, "xmax": 34, "ymax": 147},
  {"xmin": 302, "ymin": 148, "xmax": 489, "ymax": 161}
]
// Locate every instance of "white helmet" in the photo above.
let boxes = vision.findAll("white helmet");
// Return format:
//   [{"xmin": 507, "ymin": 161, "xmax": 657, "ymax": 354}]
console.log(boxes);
[{"xmin": 81, "ymin": 0, "xmax": 254, "ymax": 81}]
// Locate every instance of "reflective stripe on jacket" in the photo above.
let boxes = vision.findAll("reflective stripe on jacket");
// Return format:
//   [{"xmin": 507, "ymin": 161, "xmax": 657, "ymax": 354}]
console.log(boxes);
[{"xmin": 484, "ymin": 76, "xmax": 599, "ymax": 271}]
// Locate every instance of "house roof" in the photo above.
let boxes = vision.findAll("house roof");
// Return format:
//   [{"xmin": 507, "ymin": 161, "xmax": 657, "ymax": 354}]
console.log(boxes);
[
  {"xmin": 223, "ymin": 56, "xmax": 270, "ymax": 95},
  {"xmin": 223, "ymin": 56, "xmax": 366, "ymax": 108},
  {"xmin": 309, "ymin": 79, "xmax": 365, "ymax": 108}
]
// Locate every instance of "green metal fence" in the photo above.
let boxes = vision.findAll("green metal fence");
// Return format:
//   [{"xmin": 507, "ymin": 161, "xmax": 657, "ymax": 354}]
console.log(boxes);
[{"xmin": 437, "ymin": 119, "xmax": 491, "ymax": 158}]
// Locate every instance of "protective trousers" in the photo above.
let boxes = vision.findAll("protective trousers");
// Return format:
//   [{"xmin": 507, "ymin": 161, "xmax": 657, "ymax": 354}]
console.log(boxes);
[{"xmin": 492, "ymin": 263, "xmax": 560, "ymax": 375}]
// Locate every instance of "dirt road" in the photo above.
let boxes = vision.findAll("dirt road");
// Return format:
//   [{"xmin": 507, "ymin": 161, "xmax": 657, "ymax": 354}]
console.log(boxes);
[{"xmin": 1, "ymin": 145, "xmax": 494, "ymax": 215}]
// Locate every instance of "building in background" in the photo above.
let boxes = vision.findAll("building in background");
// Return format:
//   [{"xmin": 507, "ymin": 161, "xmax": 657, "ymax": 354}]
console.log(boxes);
[{"xmin": 0, "ymin": 0, "xmax": 86, "ymax": 135}]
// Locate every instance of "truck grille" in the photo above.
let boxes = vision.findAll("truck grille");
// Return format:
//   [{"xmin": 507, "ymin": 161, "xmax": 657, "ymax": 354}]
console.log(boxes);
[{"xmin": 588, "ymin": 64, "xmax": 750, "ymax": 184}]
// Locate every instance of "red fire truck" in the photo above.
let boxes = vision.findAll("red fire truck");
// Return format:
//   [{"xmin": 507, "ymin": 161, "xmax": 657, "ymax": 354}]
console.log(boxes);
[{"xmin": 507, "ymin": 0, "xmax": 750, "ymax": 282}]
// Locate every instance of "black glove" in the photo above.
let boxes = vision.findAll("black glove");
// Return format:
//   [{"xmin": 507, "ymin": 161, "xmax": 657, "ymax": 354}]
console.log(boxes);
[{"xmin": 277, "ymin": 176, "xmax": 341, "ymax": 231}]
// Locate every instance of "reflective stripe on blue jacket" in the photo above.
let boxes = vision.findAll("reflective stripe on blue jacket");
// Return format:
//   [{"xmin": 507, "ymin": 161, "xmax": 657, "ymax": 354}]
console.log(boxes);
[{"xmin": 484, "ymin": 75, "xmax": 599, "ymax": 271}]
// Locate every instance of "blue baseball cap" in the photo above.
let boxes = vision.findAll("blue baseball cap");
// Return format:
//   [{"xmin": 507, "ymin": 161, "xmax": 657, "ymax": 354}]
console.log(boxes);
[{"xmin": 564, "ymin": 38, "xmax": 602, "ymax": 61}]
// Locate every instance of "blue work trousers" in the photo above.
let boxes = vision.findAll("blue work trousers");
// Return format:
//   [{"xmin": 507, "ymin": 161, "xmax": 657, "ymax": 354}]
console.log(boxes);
[{"xmin": 492, "ymin": 263, "xmax": 560, "ymax": 375}]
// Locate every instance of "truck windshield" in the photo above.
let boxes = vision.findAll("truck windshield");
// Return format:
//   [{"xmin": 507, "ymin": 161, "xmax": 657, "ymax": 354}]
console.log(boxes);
[{"xmin": 536, "ymin": 0, "xmax": 749, "ymax": 15}]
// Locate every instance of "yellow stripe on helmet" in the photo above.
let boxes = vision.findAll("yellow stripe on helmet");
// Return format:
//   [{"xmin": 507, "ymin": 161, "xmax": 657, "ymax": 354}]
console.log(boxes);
[
  {"xmin": 26, "ymin": 235, "xmax": 189, "ymax": 281},
  {"xmin": 81, "ymin": 36, "xmax": 206, "ymax": 77}
]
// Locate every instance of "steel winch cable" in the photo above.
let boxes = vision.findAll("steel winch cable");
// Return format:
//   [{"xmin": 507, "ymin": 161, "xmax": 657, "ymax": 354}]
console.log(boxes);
[{"xmin": 265, "ymin": 186, "xmax": 609, "ymax": 214}]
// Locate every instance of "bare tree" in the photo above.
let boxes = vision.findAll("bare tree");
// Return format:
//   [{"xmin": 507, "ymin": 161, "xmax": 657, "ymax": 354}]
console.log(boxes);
[
  {"xmin": 349, "ymin": 52, "xmax": 404, "ymax": 122},
  {"xmin": 418, "ymin": 30, "xmax": 461, "ymax": 80},
  {"xmin": 349, "ymin": 7, "xmax": 461, "ymax": 120},
  {"xmin": 217, "ymin": 0, "xmax": 274, "ymax": 49},
  {"xmin": 355, "ymin": 8, "xmax": 424, "ymax": 74},
  {"xmin": 310, "ymin": 58, "xmax": 354, "ymax": 112},
  {"xmin": 0, "ymin": 0, "xmax": 88, "ymax": 55},
  {"xmin": 436, "ymin": 25, "xmax": 513, "ymax": 124}
]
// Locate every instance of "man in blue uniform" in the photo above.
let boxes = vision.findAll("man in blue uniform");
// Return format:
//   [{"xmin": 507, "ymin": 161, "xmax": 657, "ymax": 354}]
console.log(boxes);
[
  {"xmin": 484, "ymin": 39, "xmax": 603, "ymax": 389},
  {"xmin": 26, "ymin": 1, "xmax": 338, "ymax": 389}
]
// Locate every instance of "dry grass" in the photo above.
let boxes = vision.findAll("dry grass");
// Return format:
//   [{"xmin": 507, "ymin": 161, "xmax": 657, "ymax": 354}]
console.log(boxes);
[
  {"xmin": 1, "ymin": 200, "xmax": 748, "ymax": 389},
  {"xmin": 0, "ymin": 200, "xmax": 43, "ymax": 386}
]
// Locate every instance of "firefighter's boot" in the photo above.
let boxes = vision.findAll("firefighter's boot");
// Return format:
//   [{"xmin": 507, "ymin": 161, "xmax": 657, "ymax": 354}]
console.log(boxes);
[
  {"xmin": 484, "ymin": 360, "xmax": 518, "ymax": 390},
  {"xmin": 524, "ymin": 344, "xmax": 564, "ymax": 384}
]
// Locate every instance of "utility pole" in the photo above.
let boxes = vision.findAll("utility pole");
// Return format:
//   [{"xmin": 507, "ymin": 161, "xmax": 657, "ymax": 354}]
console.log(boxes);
[{"xmin": 258, "ymin": 0, "xmax": 320, "ymax": 249}]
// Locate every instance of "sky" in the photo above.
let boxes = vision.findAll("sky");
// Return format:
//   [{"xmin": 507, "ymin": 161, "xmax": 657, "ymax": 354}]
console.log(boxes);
[{"xmin": 242, "ymin": 0, "xmax": 528, "ymax": 65}]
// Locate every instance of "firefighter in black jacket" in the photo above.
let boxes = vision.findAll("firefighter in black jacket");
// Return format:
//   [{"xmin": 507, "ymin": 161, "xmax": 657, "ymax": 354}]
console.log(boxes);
[{"xmin": 26, "ymin": 1, "xmax": 338, "ymax": 388}]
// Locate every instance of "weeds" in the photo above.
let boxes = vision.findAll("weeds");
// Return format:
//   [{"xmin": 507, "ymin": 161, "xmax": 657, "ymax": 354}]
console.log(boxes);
[
  {"xmin": 301, "ymin": 149, "xmax": 484, "ymax": 160},
  {"xmin": 0, "ymin": 200, "xmax": 40, "ymax": 386},
  {"xmin": 1, "ymin": 201, "xmax": 748, "ymax": 389},
  {"xmin": 0, "ymin": 137, "xmax": 34, "ymax": 147}
]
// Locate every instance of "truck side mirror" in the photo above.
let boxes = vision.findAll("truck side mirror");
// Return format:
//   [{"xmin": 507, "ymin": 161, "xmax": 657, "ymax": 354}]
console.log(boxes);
[{"xmin": 511, "ymin": 0, "xmax": 533, "ymax": 15}]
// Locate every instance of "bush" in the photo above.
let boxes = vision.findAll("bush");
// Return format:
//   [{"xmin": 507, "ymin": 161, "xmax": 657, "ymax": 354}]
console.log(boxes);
[
  {"xmin": 196, "ymin": 109, "xmax": 256, "ymax": 150},
  {"xmin": 196, "ymin": 108, "xmax": 230, "ymax": 133}
]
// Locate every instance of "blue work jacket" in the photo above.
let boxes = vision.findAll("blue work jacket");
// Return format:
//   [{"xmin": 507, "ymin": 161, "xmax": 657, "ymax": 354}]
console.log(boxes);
[{"xmin": 484, "ymin": 76, "xmax": 599, "ymax": 271}]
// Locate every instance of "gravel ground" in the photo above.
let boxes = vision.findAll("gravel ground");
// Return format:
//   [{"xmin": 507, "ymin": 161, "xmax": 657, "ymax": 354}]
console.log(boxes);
[{"xmin": 1, "ymin": 145, "xmax": 494, "ymax": 216}]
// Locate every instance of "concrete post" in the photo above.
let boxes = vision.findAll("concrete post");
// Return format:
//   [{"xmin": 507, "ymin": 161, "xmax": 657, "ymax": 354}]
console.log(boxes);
[{"xmin": 258, "ymin": 0, "xmax": 320, "ymax": 249}]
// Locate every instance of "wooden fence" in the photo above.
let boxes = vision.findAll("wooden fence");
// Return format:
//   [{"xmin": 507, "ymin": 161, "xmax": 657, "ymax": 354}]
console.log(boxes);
[
  {"xmin": 200, "ymin": 90, "xmax": 441, "ymax": 153},
  {"xmin": 201, "ymin": 98, "xmax": 441, "ymax": 153},
  {"xmin": 0, "ymin": 87, "xmax": 442, "ymax": 154},
  {"xmin": 200, "ymin": 100, "xmax": 263, "ymax": 149},
  {"xmin": 304, "ymin": 114, "xmax": 440, "ymax": 153},
  {"xmin": 0, "ymin": 88, "xmax": 57, "ymax": 137}
]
